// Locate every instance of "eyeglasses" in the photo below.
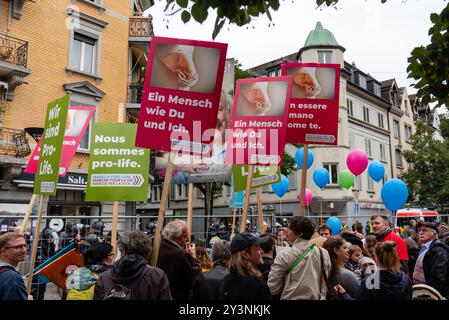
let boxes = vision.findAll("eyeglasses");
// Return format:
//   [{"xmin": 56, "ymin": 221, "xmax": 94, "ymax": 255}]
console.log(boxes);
[{"xmin": 3, "ymin": 244, "xmax": 29, "ymax": 250}]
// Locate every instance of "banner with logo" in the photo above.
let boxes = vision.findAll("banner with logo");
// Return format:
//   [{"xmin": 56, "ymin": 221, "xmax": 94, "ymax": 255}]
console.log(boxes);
[
  {"xmin": 282, "ymin": 63, "xmax": 340, "ymax": 145},
  {"xmin": 153, "ymin": 58, "xmax": 235, "ymax": 184},
  {"xmin": 34, "ymin": 95, "xmax": 69, "ymax": 195},
  {"xmin": 85, "ymin": 123, "xmax": 149, "ymax": 201},
  {"xmin": 232, "ymin": 165, "xmax": 281, "ymax": 192},
  {"xmin": 25, "ymin": 106, "xmax": 95, "ymax": 177},
  {"xmin": 135, "ymin": 36, "xmax": 228, "ymax": 158},
  {"xmin": 225, "ymin": 76, "xmax": 292, "ymax": 166}
]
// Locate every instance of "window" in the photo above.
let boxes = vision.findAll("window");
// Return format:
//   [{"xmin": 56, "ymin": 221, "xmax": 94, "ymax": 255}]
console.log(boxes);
[
  {"xmin": 367, "ymin": 174, "xmax": 374, "ymax": 190},
  {"xmin": 405, "ymin": 125, "xmax": 412, "ymax": 141},
  {"xmin": 373, "ymin": 83, "xmax": 381, "ymax": 97},
  {"xmin": 317, "ymin": 51, "xmax": 332, "ymax": 63},
  {"xmin": 151, "ymin": 185, "xmax": 162, "ymax": 202},
  {"xmin": 378, "ymin": 113, "xmax": 384, "ymax": 128},
  {"xmin": 288, "ymin": 172, "xmax": 297, "ymax": 190},
  {"xmin": 395, "ymin": 149, "xmax": 403, "ymax": 167},
  {"xmin": 391, "ymin": 91, "xmax": 397, "ymax": 106},
  {"xmin": 365, "ymin": 138, "xmax": 372, "ymax": 158},
  {"xmin": 268, "ymin": 69, "xmax": 276, "ymax": 77},
  {"xmin": 359, "ymin": 75, "xmax": 367, "ymax": 89},
  {"xmin": 67, "ymin": 10, "xmax": 107, "ymax": 79},
  {"xmin": 70, "ymin": 33, "xmax": 96, "ymax": 74},
  {"xmin": 347, "ymin": 99, "xmax": 354, "ymax": 116},
  {"xmin": 393, "ymin": 120, "xmax": 400, "ymax": 139},
  {"xmin": 363, "ymin": 106, "xmax": 370, "ymax": 123},
  {"xmin": 380, "ymin": 143, "xmax": 386, "ymax": 161},
  {"xmin": 174, "ymin": 184, "xmax": 188, "ymax": 200},
  {"xmin": 70, "ymin": 99, "xmax": 95, "ymax": 151},
  {"xmin": 323, "ymin": 163, "xmax": 338, "ymax": 184}
]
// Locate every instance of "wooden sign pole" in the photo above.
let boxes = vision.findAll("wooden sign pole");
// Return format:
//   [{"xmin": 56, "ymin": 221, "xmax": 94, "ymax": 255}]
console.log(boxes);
[
  {"xmin": 26, "ymin": 195, "xmax": 46, "ymax": 296},
  {"xmin": 299, "ymin": 144, "xmax": 309, "ymax": 217},
  {"xmin": 111, "ymin": 102, "xmax": 126, "ymax": 252},
  {"xmin": 19, "ymin": 194, "xmax": 38, "ymax": 233},
  {"xmin": 187, "ymin": 183, "xmax": 194, "ymax": 238},
  {"xmin": 256, "ymin": 188, "xmax": 265, "ymax": 235},
  {"xmin": 149, "ymin": 155, "xmax": 175, "ymax": 266},
  {"xmin": 231, "ymin": 208, "xmax": 237, "ymax": 238},
  {"xmin": 239, "ymin": 165, "xmax": 254, "ymax": 233}
]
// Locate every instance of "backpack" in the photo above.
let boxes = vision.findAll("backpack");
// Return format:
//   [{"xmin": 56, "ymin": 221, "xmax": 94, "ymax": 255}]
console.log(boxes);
[
  {"xmin": 103, "ymin": 283, "xmax": 135, "ymax": 300},
  {"xmin": 67, "ymin": 285, "xmax": 95, "ymax": 300}
]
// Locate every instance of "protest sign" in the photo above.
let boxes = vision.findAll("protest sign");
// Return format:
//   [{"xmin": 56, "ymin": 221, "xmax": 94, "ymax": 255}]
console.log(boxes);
[
  {"xmin": 34, "ymin": 95, "xmax": 69, "ymax": 195},
  {"xmin": 225, "ymin": 76, "xmax": 292, "ymax": 166},
  {"xmin": 135, "ymin": 36, "xmax": 228, "ymax": 157},
  {"xmin": 153, "ymin": 58, "xmax": 235, "ymax": 184},
  {"xmin": 282, "ymin": 63, "xmax": 340, "ymax": 145},
  {"xmin": 25, "ymin": 106, "xmax": 95, "ymax": 177},
  {"xmin": 85, "ymin": 123, "xmax": 149, "ymax": 201},
  {"xmin": 232, "ymin": 165, "xmax": 281, "ymax": 192}
]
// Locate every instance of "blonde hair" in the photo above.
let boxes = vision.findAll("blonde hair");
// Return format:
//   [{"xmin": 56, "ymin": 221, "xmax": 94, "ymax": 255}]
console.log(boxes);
[
  {"xmin": 0, "ymin": 231, "xmax": 25, "ymax": 249},
  {"xmin": 348, "ymin": 244, "xmax": 362, "ymax": 255},
  {"xmin": 375, "ymin": 241, "xmax": 400, "ymax": 272},
  {"xmin": 227, "ymin": 249, "xmax": 262, "ymax": 278},
  {"xmin": 196, "ymin": 246, "xmax": 213, "ymax": 271}
]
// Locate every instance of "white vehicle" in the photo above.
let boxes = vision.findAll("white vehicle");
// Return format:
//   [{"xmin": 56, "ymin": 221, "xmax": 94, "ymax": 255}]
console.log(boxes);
[{"xmin": 393, "ymin": 208, "xmax": 440, "ymax": 233}]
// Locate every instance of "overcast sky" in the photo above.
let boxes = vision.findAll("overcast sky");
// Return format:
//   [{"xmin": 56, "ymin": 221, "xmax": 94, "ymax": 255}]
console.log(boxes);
[{"xmin": 147, "ymin": 0, "xmax": 447, "ymax": 96}]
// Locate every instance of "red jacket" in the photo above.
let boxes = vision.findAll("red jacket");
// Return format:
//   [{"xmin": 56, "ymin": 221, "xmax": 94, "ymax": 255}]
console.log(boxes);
[{"xmin": 383, "ymin": 230, "xmax": 409, "ymax": 261}]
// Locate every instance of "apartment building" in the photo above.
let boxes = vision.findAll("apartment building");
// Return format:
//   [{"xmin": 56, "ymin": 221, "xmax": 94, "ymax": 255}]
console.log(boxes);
[{"xmin": 0, "ymin": 0, "xmax": 154, "ymax": 230}]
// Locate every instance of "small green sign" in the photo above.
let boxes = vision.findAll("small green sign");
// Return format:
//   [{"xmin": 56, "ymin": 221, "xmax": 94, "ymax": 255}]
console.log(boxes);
[
  {"xmin": 34, "ymin": 95, "xmax": 70, "ymax": 195},
  {"xmin": 85, "ymin": 123, "xmax": 150, "ymax": 201},
  {"xmin": 232, "ymin": 165, "xmax": 281, "ymax": 192}
]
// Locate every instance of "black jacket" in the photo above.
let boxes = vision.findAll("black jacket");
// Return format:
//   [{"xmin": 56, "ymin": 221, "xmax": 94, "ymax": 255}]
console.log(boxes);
[
  {"xmin": 218, "ymin": 268, "xmax": 272, "ymax": 300},
  {"xmin": 192, "ymin": 266, "xmax": 229, "ymax": 300},
  {"xmin": 422, "ymin": 240, "xmax": 449, "ymax": 299},
  {"xmin": 355, "ymin": 270, "xmax": 412, "ymax": 300},
  {"xmin": 94, "ymin": 254, "xmax": 172, "ymax": 300},
  {"xmin": 157, "ymin": 239, "xmax": 200, "ymax": 300},
  {"xmin": 258, "ymin": 257, "xmax": 274, "ymax": 283}
]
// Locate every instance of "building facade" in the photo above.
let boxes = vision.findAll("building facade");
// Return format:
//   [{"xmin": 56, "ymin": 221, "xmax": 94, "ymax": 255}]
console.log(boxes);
[{"xmin": 0, "ymin": 0, "xmax": 154, "ymax": 232}]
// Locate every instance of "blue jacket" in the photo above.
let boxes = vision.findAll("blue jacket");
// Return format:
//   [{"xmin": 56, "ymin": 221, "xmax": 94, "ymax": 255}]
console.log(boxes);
[{"xmin": 0, "ymin": 264, "xmax": 28, "ymax": 300}]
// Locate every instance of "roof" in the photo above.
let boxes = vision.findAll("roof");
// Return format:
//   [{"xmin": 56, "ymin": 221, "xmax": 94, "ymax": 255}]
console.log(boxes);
[{"xmin": 304, "ymin": 22, "xmax": 340, "ymax": 47}]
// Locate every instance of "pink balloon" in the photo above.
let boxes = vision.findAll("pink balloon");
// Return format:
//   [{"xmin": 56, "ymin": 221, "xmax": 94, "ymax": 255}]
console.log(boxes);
[
  {"xmin": 298, "ymin": 188, "xmax": 313, "ymax": 207},
  {"xmin": 346, "ymin": 149, "xmax": 368, "ymax": 176}
]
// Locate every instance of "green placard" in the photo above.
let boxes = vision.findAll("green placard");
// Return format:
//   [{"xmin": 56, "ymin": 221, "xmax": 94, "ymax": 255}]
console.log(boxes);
[
  {"xmin": 34, "ymin": 95, "xmax": 70, "ymax": 195},
  {"xmin": 85, "ymin": 123, "xmax": 149, "ymax": 201},
  {"xmin": 232, "ymin": 165, "xmax": 281, "ymax": 192}
]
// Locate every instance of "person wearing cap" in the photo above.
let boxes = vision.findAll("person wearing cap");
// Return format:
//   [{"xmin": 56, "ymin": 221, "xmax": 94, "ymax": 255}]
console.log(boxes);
[
  {"xmin": 411, "ymin": 221, "xmax": 449, "ymax": 299},
  {"xmin": 268, "ymin": 217, "xmax": 331, "ymax": 300},
  {"xmin": 218, "ymin": 232, "xmax": 272, "ymax": 300}
]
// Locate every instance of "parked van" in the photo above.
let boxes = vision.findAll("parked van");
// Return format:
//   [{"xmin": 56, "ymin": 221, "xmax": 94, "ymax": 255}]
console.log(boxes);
[{"xmin": 393, "ymin": 208, "xmax": 440, "ymax": 233}]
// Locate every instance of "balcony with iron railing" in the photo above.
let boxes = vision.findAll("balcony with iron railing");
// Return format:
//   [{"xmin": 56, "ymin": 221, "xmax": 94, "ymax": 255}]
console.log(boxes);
[
  {"xmin": 0, "ymin": 127, "xmax": 31, "ymax": 158},
  {"xmin": 0, "ymin": 33, "xmax": 28, "ymax": 68},
  {"xmin": 0, "ymin": 33, "xmax": 31, "ymax": 101},
  {"xmin": 127, "ymin": 83, "xmax": 144, "ymax": 105}
]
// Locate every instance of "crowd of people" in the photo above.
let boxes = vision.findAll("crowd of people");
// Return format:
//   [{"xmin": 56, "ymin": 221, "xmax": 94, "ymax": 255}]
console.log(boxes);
[{"xmin": 1, "ymin": 214, "xmax": 448, "ymax": 300}]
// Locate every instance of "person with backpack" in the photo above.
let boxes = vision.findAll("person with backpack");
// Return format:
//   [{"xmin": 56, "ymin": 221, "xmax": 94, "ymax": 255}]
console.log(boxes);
[
  {"xmin": 411, "ymin": 221, "xmax": 449, "ymax": 299},
  {"xmin": 0, "ymin": 231, "xmax": 31, "ymax": 300},
  {"xmin": 94, "ymin": 231, "xmax": 172, "ymax": 300},
  {"xmin": 66, "ymin": 242, "xmax": 114, "ymax": 300},
  {"xmin": 268, "ymin": 217, "xmax": 332, "ymax": 300}
]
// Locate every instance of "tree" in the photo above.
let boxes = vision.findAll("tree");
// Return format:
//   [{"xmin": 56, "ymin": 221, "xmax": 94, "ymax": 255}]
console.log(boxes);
[
  {"xmin": 401, "ymin": 121, "xmax": 449, "ymax": 213},
  {"xmin": 439, "ymin": 114, "xmax": 449, "ymax": 140},
  {"xmin": 163, "ymin": 0, "xmax": 449, "ymax": 107}
]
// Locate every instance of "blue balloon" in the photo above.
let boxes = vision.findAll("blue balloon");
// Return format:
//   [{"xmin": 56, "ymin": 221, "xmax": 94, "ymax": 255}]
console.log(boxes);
[
  {"xmin": 381, "ymin": 178, "xmax": 408, "ymax": 212},
  {"xmin": 295, "ymin": 147, "xmax": 314, "ymax": 170},
  {"xmin": 326, "ymin": 217, "xmax": 342, "ymax": 236},
  {"xmin": 368, "ymin": 161, "xmax": 385, "ymax": 182},
  {"xmin": 313, "ymin": 167, "xmax": 330, "ymax": 189},
  {"xmin": 271, "ymin": 174, "xmax": 289, "ymax": 198}
]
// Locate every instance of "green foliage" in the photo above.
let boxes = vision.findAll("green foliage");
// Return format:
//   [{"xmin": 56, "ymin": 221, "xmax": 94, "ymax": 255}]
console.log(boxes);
[
  {"xmin": 407, "ymin": 2, "xmax": 449, "ymax": 108},
  {"xmin": 400, "ymin": 121, "xmax": 449, "ymax": 211},
  {"xmin": 440, "ymin": 115, "xmax": 449, "ymax": 140}
]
